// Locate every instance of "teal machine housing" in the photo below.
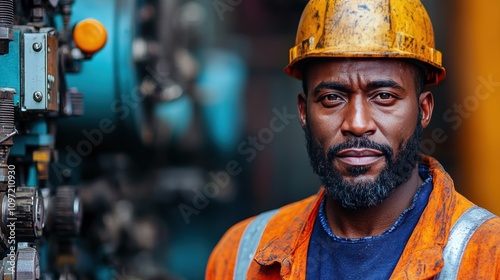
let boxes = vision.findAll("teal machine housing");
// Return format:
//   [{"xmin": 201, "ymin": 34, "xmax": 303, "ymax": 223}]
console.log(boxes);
[
  {"xmin": 59, "ymin": 2, "xmax": 247, "ymax": 278},
  {"xmin": 0, "ymin": 0, "xmax": 247, "ymax": 278}
]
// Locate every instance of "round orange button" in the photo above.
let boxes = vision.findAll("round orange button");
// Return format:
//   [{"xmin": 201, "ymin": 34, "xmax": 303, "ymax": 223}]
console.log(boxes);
[{"xmin": 73, "ymin": 18, "xmax": 107, "ymax": 55}]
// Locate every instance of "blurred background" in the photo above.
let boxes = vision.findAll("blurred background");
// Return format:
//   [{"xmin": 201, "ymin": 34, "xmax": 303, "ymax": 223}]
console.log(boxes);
[{"xmin": 1, "ymin": 0, "xmax": 499, "ymax": 279}]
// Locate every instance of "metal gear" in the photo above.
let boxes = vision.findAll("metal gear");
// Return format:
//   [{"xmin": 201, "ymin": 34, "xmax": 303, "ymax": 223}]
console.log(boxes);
[
  {"xmin": 13, "ymin": 187, "xmax": 44, "ymax": 241},
  {"xmin": 53, "ymin": 186, "xmax": 82, "ymax": 238}
]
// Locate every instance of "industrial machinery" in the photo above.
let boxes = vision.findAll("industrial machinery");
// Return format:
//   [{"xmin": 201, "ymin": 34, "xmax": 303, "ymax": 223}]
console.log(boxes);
[
  {"xmin": 0, "ymin": 0, "xmax": 103, "ymax": 278},
  {"xmin": 0, "ymin": 0, "xmax": 247, "ymax": 279}
]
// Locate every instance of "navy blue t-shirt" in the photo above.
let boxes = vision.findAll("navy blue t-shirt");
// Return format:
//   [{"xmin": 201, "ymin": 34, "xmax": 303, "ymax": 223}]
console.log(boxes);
[{"xmin": 306, "ymin": 166, "xmax": 433, "ymax": 279}]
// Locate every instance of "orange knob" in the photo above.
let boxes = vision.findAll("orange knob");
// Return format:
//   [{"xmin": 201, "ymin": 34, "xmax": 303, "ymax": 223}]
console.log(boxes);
[{"xmin": 73, "ymin": 18, "xmax": 107, "ymax": 55}]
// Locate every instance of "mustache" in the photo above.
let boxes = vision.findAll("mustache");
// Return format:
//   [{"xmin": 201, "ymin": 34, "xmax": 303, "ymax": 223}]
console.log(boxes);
[{"xmin": 326, "ymin": 137, "xmax": 394, "ymax": 161}]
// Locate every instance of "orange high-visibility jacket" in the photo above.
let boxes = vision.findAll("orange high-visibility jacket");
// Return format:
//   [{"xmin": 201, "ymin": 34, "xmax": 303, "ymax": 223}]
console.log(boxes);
[{"xmin": 206, "ymin": 156, "xmax": 500, "ymax": 279}]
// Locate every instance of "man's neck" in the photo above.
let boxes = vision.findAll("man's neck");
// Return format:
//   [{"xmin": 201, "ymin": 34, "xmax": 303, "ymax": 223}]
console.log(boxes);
[{"xmin": 324, "ymin": 167, "xmax": 424, "ymax": 238}]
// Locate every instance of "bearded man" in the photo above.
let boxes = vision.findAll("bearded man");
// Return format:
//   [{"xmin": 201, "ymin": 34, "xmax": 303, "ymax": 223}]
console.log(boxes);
[{"xmin": 206, "ymin": 0, "xmax": 500, "ymax": 279}]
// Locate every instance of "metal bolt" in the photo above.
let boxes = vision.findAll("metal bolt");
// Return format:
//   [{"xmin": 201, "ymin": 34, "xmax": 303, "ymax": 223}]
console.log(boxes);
[
  {"xmin": 32, "ymin": 42, "xmax": 42, "ymax": 52},
  {"xmin": 33, "ymin": 91, "xmax": 43, "ymax": 102}
]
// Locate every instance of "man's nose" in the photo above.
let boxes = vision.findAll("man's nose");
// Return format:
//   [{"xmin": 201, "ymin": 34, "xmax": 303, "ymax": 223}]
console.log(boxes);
[{"xmin": 340, "ymin": 97, "xmax": 376, "ymax": 137}]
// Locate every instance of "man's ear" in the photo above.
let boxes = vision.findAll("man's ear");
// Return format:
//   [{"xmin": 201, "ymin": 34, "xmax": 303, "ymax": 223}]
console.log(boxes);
[
  {"xmin": 298, "ymin": 92, "xmax": 307, "ymax": 129},
  {"xmin": 419, "ymin": 91, "xmax": 434, "ymax": 129}
]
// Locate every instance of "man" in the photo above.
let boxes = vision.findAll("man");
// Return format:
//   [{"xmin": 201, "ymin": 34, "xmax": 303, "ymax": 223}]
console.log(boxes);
[{"xmin": 206, "ymin": 0, "xmax": 500, "ymax": 279}]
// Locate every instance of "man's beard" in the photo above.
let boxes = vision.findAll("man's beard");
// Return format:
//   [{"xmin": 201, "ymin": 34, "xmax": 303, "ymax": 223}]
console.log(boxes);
[{"xmin": 304, "ymin": 113, "xmax": 423, "ymax": 209}]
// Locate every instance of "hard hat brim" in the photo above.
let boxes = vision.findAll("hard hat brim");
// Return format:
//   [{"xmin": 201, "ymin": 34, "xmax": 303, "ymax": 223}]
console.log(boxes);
[{"xmin": 285, "ymin": 51, "xmax": 446, "ymax": 86}]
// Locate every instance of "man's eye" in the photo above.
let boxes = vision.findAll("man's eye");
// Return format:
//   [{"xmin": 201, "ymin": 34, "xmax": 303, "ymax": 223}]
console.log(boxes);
[
  {"xmin": 377, "ymin": 93, "xmax": 393, "ymax": 100},
  {"xmin": 323, "ymin": 94, "xmax": 341, "ymax": 101},
  {"xmin": 319, "ymin": 94, "xmax": 344, "ymax": 107},
  {"xmin": 376, "ymin": 92, "xmax": 394, "ymax": 100}
]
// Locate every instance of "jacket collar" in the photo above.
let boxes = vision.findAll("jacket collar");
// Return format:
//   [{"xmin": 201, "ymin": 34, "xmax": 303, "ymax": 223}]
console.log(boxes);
[
  {"xmin": 253, "ymin": 155, "xmax": 457, "ymax": 279},
  {"xmin": 253, "ymin": 188, "xmax": 324, "ymax": 265},
  {"xmin": 390, "ymin": 155, "xmax": 457, "ymax": 278}
]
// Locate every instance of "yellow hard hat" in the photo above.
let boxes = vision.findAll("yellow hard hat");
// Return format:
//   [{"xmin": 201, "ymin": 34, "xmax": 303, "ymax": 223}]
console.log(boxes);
[{"xmin": 285, "ymin": 0, "xmax": 446, "ymax": 86}]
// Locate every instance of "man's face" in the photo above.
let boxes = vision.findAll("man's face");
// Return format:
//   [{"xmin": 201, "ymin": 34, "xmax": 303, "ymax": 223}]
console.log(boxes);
[{"xmin": 298, "ymin": 59, "xmax": 433, "ymax": 208}]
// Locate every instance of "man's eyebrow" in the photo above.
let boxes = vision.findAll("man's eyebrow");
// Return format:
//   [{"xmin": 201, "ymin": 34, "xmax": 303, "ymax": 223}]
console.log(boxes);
[
  {"xmin": 312, "ymin": 82, "xmax": 351, "ymax": 96},
  {"xmin": 366, "ymin": 80, "xmax": 405, "ymax": 91},
  {"xmin": 312, "ymin": 80, "xmax": 405, "ymax": 96}
]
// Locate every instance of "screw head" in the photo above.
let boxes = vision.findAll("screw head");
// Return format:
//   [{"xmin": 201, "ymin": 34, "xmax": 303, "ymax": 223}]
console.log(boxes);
[
  {"xmin": 33, "ymin": 91, "xmax": 43, "ymax": 102},
  {"xmin": 32, "ymin": 42, "xmax": 42, "ymax": 52}
]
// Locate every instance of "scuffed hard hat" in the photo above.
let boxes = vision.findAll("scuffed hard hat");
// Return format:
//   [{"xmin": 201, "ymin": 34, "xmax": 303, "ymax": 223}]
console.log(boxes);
[{"xmin": 285, "ymin": 0, "xmax": 446, "ymax": 86}]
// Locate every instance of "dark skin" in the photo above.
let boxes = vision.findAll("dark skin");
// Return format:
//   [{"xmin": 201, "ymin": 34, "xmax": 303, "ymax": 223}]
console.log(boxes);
[{"xmin": 297, "ymin": 58, "xmax": 434, "ymax": 238}]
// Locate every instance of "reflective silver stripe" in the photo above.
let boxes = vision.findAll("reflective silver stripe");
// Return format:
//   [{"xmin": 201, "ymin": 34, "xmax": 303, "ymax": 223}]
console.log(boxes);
[
  {"xmin": 233, "ymin": 209, "xmax": 279, "ymax": 280},
  {"xmin": 436, "ymin": 206, "xmax": 496, "ymax": 280}
]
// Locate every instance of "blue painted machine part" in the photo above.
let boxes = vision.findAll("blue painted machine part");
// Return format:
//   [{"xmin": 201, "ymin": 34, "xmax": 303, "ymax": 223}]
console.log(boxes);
[
  {"xmin": 11, "ymin": 119, "xmax": 53, "ymax": 156},
  {"xmin": 27, "ymin": 164, "xmax": 37, "ymax": 187},
  {"xmin": 31, "ymin": 120, "xmax": 48, "ymax": 134},
  {"xmin": 57, "ymin": 0, "xmax": 142, "ymax": 145},
  {"xmin": 57, "ymin": 0, "xmax": 200, "ymax": 149},
  {"xmin": 153, "ymin": 94, "xmax": 194, "ymax": 142},
  {"xmin": 9, "ymin": 120, "xmax": 53, "ymax": 187},
  {"xmin": 197, "ymin": 49, "xmax": 247, "ymax": 153},
  {"xmin": 0, "ymin": 30, "xmax": 22, "ymax": 106}
]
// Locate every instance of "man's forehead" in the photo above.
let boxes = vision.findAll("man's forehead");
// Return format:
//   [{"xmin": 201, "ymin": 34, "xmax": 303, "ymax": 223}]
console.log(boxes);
[
  {"xmin": 304, "ymin": 58, "xmax": 417, "ymax": 72},
  {"xmin": 303, "ymin": 58, "xmax": 419, "ymax": 82}
]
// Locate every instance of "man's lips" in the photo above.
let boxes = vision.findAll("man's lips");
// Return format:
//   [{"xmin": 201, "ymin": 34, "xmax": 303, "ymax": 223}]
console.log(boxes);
[{"xmin": 335, "ymin": 148, "xmax": 384, "ymax": 166}]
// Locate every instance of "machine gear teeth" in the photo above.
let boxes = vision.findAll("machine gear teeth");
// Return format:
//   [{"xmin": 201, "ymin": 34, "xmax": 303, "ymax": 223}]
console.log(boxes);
[
  {"xmin": 53, "ymin": 186, "xmax": 82, "ymax": 238},
  {"xmin": 13, "ymin": 187, "xmax": 44, "ymax": 242}
]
